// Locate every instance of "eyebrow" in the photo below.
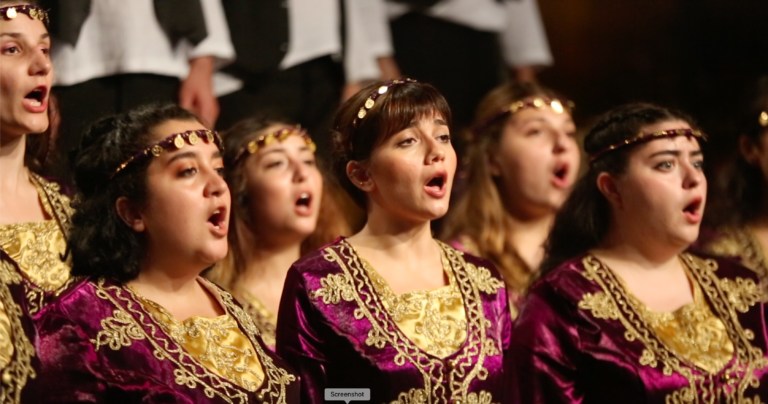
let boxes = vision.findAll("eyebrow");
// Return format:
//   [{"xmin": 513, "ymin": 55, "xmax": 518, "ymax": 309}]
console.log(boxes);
[
  {"xmin": 649, "ymin": 149, "xmax": 703, "ymax": 158},
  {"xmin": 406, "ymin": 118, "xmax": 449, "ymax": 128},
  {"xmin": 0, "ymin": 32, "xmax": 50, "ymax": 40},
  {"xmin": 167, "ymin": 151, "xmax": 198, "ymax": 164}
]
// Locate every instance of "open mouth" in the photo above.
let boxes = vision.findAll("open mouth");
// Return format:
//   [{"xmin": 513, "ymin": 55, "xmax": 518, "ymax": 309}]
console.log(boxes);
[
  {"xmin": 24, "ymin": 86, "xmax": 47, "ymax": 107},
  {"xmin": 424, "ymin": 171, "xmax": 448, "ymax": 198},
  {"xmin": 296, "ymin": 192, "xmax": 311, "ymax": 208},
  {"xmin": 207, "ymin": 208, "xmax": 226, "ymax": 230},
  {"xmin": 551, "ymin": 163, "xmax": 570, "ymax": 188},
  {"xmin": 426, "ymin": 175, "xmax": 445, "ymax": 190},
  {"xmin": 683, "ymin": 198, "xmax": 702, "ymax": 216}
]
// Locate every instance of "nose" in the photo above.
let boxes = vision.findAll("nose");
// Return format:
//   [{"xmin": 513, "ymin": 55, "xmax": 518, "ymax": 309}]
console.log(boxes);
[
  {"xmin": 29, "ymin": 49, "xmax": 52, "ymax": 77},
  {"xmin": 681, "ymin": 160, "xmax": 704, "ymax": 190},
  {"xmin": 552, "ymin": 129, "xmax": 572, "ymax": 154},
  {"xmin": 204, "ymin": 166, "xmax": 229, "ymax": 198},
  {"xmin": 292, "ymin": 158, "xmax": 309, "ymax": 183},
  {"xmin": 425, "ymin": 137, "xmax": 446, "ymax": 165}
]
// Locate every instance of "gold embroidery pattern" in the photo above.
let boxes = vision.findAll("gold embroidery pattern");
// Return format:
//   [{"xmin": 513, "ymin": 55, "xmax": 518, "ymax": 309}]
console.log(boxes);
[
  {"xmin": 578, "ymin": 254, "xmax": 768, "ymax": 403},
  {"xmin": 311, "ymin": 273, "xmax": 356, "ymax": 305},
  {"xmin": 705, "ymin": 227, "xmax": 768, "ymax": 283},
  {"xmin": 464, "ymin": 264, "xmax": 504, "ymax": 295},
  {"xmin": 91, "ymin": 279, "xmax": 295, "ymax": 404},
  {"xmin": 91, "ymin": 310, "xmax": 147, "ymax": 350},
  {"xmin": 0, "ymin": 260, "xmax": 35, "ymax": 404},
  {"xmin": 315, "ymin": 240, "xmax": 501, "ymax": 404},
  {"xmin": 364, "ymin": 255, "xmax": 468, "ymax": 358},
  {"xmin": 389, "ymin": 388, "xmax": 429, "ymax": 404},
  {"xmin": 0, "ymin": 221, "xmax": 69, "ymax": 293},
  {"xmin": 577, "ymin": 292, "xmax": 620, "ymax": 320},
  {"xmin": 719, "ymin": 277, "xmax": 764, "ymax": 313},
  {"xmin": 239, "ymin": 291, "xmax": 277, "ymax": 349}
]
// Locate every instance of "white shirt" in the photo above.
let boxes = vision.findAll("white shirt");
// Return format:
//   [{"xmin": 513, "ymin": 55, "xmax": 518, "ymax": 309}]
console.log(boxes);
[
  {"xmin": 52, "ymin": 0, "xmax": 235, "ymax": 86},
  {"xmin": 388, "ymin": 0, "xmax": 553, "ymax": 67},
  {"xmin": 214, "ymin": 0, "xmax": 393, "ymax": 97}
]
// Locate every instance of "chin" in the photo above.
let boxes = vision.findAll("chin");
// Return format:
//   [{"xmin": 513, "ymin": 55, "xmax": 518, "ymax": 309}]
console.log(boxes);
[{"xmin": 20, "ymin": 117, "xmax": 50, "ymax": 135}]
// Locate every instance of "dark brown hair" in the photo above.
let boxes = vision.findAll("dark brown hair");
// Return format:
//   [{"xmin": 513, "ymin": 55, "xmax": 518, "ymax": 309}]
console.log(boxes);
[
  {"xmin": 540, "ymin": 102, "xmax": 697, "ymax": 275},
  {"xmin": 331, "ymin": 80, "xmax": 452, "ymax": 208}
]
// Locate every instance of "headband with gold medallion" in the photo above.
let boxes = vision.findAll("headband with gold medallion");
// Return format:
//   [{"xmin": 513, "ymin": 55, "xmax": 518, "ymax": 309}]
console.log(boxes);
[
  {"xmin": 472, "ymin": 97, "xmax": 575, "ymax": 139},
  {"xmin": 1, "ymin": 5, "xmax": 48, "ymax": 25},
  {"xmin": 589, "ymin": 128, "xmax": 707, "ymax": 162},
  {"xmin": 353, "ymin": 78, "xmax": 418, "ymax": 126},
  {"xmin": 759, "ymin": 111, "xmax": 768, "ymax": 127},
  {"xmin": 233, "ymin": 126, "xmax": 316, "ymax": 163},
  {"xmin": 111, "ymin": 129, "xmax": 223, "ymax": 178}
]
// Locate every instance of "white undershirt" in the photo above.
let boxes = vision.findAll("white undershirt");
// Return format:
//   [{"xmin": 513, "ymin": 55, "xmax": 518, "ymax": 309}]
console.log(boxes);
[
  {"xmin": 52, "ymin": 0, "xmax": 235, "ymax": 87},
  {"xmin": 215, "ymin": 0, "xmax": 392, "ymax": 97},
  {"xmin": 387, "ymin": 0, "xmax": 553, "ymax": 67}
]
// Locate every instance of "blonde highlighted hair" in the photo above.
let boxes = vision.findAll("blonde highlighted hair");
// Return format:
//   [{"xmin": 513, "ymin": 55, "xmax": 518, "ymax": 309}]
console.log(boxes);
[{"xmin": 441, "ymin": 81, "xmax": 569, "ymax": 295}]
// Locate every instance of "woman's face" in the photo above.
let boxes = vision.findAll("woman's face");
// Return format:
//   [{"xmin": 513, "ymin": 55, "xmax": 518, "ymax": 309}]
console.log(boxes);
[
  {"xmin": 242, "ymin": 126, "xmax": 323, "ymax": 244},
  {"xmin": 363, "ymin": 113, "xmax": 457, "ymax": 223},
  {"xmin": 136, "ymin": 119, "xmax": 231, "ymax": 268},
  {"xmin": 609, "ymin": 119, "xmax": 706, "ymax": 248},
  {"xmin": 490, "ymin": 103, "xmax": 580, "ymax": 218},
  {"xmin": 0, "ymin": 7, "xmax": 52, "ymax": 138}
]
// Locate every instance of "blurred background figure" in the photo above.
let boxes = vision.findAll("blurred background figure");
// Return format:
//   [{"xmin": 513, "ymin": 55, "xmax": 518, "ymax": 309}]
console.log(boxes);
[
  {"xmin": 214, "ymin": 0, "xmax": 398, "ymax": 159},
  {"xmin": 206, "ymin": 116, "xmax": 351, "ymax": 350},
  {"xmin": 42, "ymin": 0, "xmax": 234, "ymax": 182},
  {"xmin": 442, "ymin": 81, "xmax": 579, "ymax": 316},
  {"xmin": 387, "ymin": 0, "xmax": 553, "ymax": 151}
]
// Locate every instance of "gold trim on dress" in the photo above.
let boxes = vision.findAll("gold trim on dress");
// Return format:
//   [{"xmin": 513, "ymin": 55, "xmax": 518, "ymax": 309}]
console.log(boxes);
[
  {"xmin": 578, "ymin": 254, "xmax": 768, "ymax": 403},
  {"xmin": 312, "ymin": 240, "xmax": 503, "ymax": 404},
  {"xmin": 238, "ymin": 290, "xmax": 278, "ymax": 349},
  {"xmin": 0, "ymin": 259, "xmax": 35, "ymax": 404}
]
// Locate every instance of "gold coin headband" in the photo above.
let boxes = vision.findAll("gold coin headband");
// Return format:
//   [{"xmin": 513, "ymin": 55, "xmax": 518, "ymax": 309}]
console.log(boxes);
[
  {"xmin": 760, "ymin": 111, "xmax": 768, "ymax": 127},
  {"xmin": 1, "ymin": 5, "xmax": 48, "ymax": 25},
  {"xmin": 233, "ymin": 126, "xmax": 316, "ymax": 163},
  {"xmin": 354, "ymin": 78, "xmax": 418, "ymax": 125},
  {"xmin": 111, "ymin": 129, "xmax": 223, "ymax": 178},
  {"xmin": 589, "ymin": 128, "xmax": 707, "ymax": 162},
  {"xmin": 472, "ymin": 97, "xmax": 574, "ymax": 138}
]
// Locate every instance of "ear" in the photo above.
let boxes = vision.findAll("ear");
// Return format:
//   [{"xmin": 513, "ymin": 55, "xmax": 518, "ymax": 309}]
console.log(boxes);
[
  {"xmin": 115, "ymin": 196, "xmax": 146, "ymax": 232},
  {"xmin": 346, "ymin": 161, "xmax": 374, "ymax": 192},
  {"xmin": 486, "ymin": 148, "xmax": 502, "ymax": 177},
  {"xmin": 596, "ymin": 172, "xmax": 623, "ymax": 209},
  {"xmin": 739, "ymin": 135, "xmax": 761, "ymax": 166}
]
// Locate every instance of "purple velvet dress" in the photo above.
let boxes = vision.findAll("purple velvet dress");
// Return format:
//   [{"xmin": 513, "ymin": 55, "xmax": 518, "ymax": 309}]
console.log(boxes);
[
  {"xmin": 25, "ymin": 277, "xmax": 300, "ymax": 404},
  {"xmin": 510, "ymin": 252, "xmax": 768, "ymax": 403},
  {"xmin": 276, "ymin": 238, "xmax": 513, "ymax": 404}
]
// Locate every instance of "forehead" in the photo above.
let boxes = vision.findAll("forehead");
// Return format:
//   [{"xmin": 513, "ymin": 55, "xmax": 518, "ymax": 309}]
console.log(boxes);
[
  {"xmin": 256, "ymin": 132, "xmax": 311, "ymax": 155},
  {"xmin": 636, "ymin": 135, "xmax": 702, "ymax": 156},
  {"xmin": 508, "ymin": 106, "xmax": 573, "ymax": 126},
  {"xmin": 0, "ymin": 13, "xmax": 48, "ymax": 38}
]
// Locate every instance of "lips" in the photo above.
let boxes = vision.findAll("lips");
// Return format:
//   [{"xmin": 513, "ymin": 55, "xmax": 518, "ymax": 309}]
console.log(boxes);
[
  {"xmin": 424, "ymin": 171, "xmax": 448, "ymax": 198},
  {"xmin": 682, "ymin": 196, "xmax": 703, "ymax": 224},
  {"xmin": 22, "ymin": 85, "xmax": 48, "ymax": 113},
  {"xmin": 551, "ymin": 162, "xmax": 571, "ymax": 189},
  {"xmin": 294, "ymin": 191, "xmax": 313, "ymax": 216},
  {"xmin": 206, "ymin": 206, "xmax": 228, "ymax": 237}
]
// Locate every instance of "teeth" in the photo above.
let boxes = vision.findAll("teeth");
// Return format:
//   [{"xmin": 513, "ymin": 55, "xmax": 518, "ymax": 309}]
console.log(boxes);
[
  {"xmin": 299, "ymin": 193, "xmax": 309, "ymax": 200},
  {"xmin": 29, "ymin": 100, "xmax": 41, "ymax": 107}
]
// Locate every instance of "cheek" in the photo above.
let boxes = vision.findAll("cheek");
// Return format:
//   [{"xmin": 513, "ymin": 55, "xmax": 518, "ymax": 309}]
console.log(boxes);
[
  {"xmin": 498, "ymin": 140, "xmax": 548, "ymax": 182},
  {"xmin": 247, "ymin": 177, "xmax": 293, "ymax": 219},
  {"xmin": 371, "ymin": 155, "xmax": 419, "ymax": 190}
]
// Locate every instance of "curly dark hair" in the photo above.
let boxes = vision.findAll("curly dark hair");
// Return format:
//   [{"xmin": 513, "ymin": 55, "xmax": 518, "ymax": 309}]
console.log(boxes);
[
  {"xmin": 540, "ymin": 102, "xmax": 698, "ymax": 276},
  {"xmin": 331, "ymin": 80, "xmax": 452, "ymax": 208},
  {"xmin": 68, "ymin": 104, "xmax": 200, "ymax": 284}
]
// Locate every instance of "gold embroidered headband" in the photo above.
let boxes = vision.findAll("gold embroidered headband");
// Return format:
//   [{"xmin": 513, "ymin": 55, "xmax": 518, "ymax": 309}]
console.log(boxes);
[
  {"xmin": 233, "ymin": 126, "xmax": 316, "ymax": 163},
  {"xmin": 0, "ymin": 5, "xmax": 48, "ymax": 25},
  {"xmin": 759, "ymin": 111, "xmax": 768, "ymax": 127},
  {"xmin": 354, "ymin": 78, "xmax": 418, "ymax": 125},
  {"xmin": 111, "ymin": 129, "xmax": 223, "ymax": 178},
  {"xmin": 472, "ymin": 97, "xmax": 574, "ymax": 138},
  {"xmin": 589, "ymin": 128, "xmax": 707, "ymax": 162}
]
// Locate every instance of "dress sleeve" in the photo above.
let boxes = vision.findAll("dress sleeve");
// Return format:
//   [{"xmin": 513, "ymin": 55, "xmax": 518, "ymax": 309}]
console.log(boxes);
[
  {"xmin": 500, "ymin": 0, "xmax": 553, "ymax": 68},
  {"xmin": 508, "ymin": 284, "xmax": 583, "ymax": 404},
  {"xmin": 276, "ymin": 267, "xmax": 332, "ymax": 404}
]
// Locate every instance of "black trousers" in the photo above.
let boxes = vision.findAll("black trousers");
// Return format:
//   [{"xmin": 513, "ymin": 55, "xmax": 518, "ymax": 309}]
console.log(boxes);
[
  {"xmin": 216, "ymin": 55, "xmax": 344, "ymax": 160},
  {"xmin": 52, "ymin": 73, "xmax": 180, "ymax": 182},
  {"xmin": 391, "ymin": 12, "xmax": 504, "ymax": 155}
]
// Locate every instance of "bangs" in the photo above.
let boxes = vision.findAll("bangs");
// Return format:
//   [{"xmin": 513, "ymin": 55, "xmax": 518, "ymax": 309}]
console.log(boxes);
[{"xmin": 370, "ymin": 83, "xmax": 452, "ymax": 147}]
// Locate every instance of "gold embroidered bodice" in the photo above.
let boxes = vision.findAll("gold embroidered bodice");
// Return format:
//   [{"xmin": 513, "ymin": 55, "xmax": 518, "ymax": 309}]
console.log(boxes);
[
  {"xmin": 705, "ymin": 226, "xmax": 768, "ymax": 282},
  {"xmin": 238, "ymin": 290, "xmax": 277, "ymax": 349},
  {"xmin": 356, "ymin": 246, "xmax": 468, "ymax": 358},
  {"xmin": 0, "ymin": 173, "xmax": 72, "ymax": 370},
  {"xmin": 133, "ymin": 280, "xmax": 265, "ymax": 392},
  {"xmin": 626, "ymin": 269, "xmax": 734, "ymax": 374}
]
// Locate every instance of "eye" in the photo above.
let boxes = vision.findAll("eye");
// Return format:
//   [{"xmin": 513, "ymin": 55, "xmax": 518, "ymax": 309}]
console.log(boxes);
[
  {"xmin": 179, "ymin": 167, "xmax": 198, "ymax": 177},
  {"xmin": 655, "ymin": 161, "xmax": 674, "ymax": 171},
  {"xmin": 215, "ymin": 167, "xmax": 226, "ymax": 176},
  {"xmin": 437, "ymin": 134, "xmax": 451, "ymax": 143},
  {"xmin": 40, "ymin": 46, "xmax": 50, "ymax": 56},
  {"xmin": 526, "ymin": 128, "xmax": 542, "ymax": 137},
  {"xmin": 397, "ymin": 138, "xmax": 416, "ymax": 147},
  {"xmin": 2, "ymin": 45, "xmax": 19, "ymax": 55},
  {"xmin": 304, "ymin": 158, "xmax": 316, "ymax": 167},
  {"xmin": 692, "ymin": 160, "xmax": 705, "ymax": 170}
]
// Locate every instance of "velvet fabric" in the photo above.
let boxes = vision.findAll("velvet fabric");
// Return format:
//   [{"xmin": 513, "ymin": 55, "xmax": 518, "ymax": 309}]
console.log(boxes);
[
  {"xmin": 276, "ymin": 238, "xmax": 513, "ymax": 404},
  {"xmin": 509, "ymin": 253, "xmax": 768, "ymax": 403},
  {"xmin": 25, "ymin": 277, "xmax": 299, "ymax": 404}
]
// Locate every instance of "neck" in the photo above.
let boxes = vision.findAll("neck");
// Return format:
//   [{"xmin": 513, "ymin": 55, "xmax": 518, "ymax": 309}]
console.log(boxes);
[
  {"xmin": 596, "ymin": 220, "xmax": 685, "ymax": 270},
  {"xmin": 0, "ymin": 134, "xmax": 29, "ymax": 190},
  {"xmin": 352, "ymin": 204, "xmax": 436, "ymax": 256},
  {"xmin": 131, "ymin": 263, "xmax": 202, "ymax": 296},
  {"xmin": 505, "ymin": 210, "xmax": 555, "ymax": 269},
  {"xmin": 239, "ymin": 225, "xmax": 303, "ymax": 284}
]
